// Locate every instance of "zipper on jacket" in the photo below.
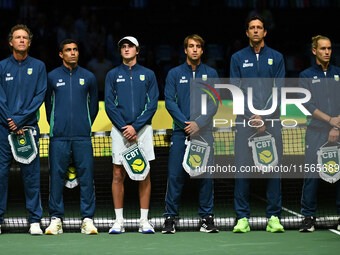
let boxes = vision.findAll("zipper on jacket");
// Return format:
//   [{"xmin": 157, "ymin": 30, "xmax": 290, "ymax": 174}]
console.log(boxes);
[
  {"xmin": 70, "ymin": 71, "xmax": 73, "ymax": 136},
  {"xmin": 256, "ymin": 53, "xmax": 264, "ymax": 105},
  {"xmin": 130, "ymin": 68, "xmax": 135, "ymax": 121},
  {"xmin": 324, "ymin": 71, "xmax": 332, "ymax": 116},
  {"xmin": 16, "ymin": 61, "xmax": 22, "ymax": 110}
]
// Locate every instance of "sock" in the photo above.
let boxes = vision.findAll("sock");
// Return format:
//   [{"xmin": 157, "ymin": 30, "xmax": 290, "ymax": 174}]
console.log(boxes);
[
  {"xmin": 140, "ymin": 208, "xmax": 149, "ymax": 220},
  {"xmin": 115, "ymin": 208, "xmax": 123, "ymax": 220}
]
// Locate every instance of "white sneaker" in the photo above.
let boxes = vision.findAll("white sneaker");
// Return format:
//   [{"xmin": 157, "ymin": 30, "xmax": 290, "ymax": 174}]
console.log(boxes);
[
  {"xmin": 81, "ymin": 218, "xmax": 98, "ymax": 235},
  {"xmin": 29, "ymin": 223, "xmax": 43, "ymax": 235},
  {"xmin": 139, "ymin": 219, "xmax": 155, "ymax": 234},
  {"xmin": 108, "ymin": 219, "xmax": 125, "ymax": 234},
  {"xmin": 45, "ymin": 217, "xmax": 63, "ymax": 235}
]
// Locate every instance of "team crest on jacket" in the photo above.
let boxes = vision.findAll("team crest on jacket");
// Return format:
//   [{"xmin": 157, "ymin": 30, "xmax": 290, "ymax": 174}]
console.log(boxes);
[
  {"xmin": 27, "ymin": 68, "xmax": 33, "ymax": 75},
  {"xmin": 268, "ymin": 58, "xmax": 273, "ymax": 65},
  {"xmin": 140, "ymin": 75, "xmax": 145, "ymax": 81},
  {"xmin": 202, "ymin": 74, "xmax": 207, "ymax": 81},
  {"xmin": 334, "ymin": 75, "xmax": 339, "ymax": 81},
  {"xmin": 79, "ymin": 78, "xmax": 85, "ymax": 85}
]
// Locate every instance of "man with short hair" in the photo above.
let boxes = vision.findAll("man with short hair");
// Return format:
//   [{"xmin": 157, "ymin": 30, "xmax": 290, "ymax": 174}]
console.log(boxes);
[
  {"xmin": 230, "ymin": 15, "xmax": 285, "ymax": 233},
  {"xmin": 44, "ymin": 39, "xmax": 99, "ymax": 235},
  {"xmin": 0, "ymin": 24, "xmax": 47, "ymax": 235},
  {"xmin": 162, "ymin": 34, "xmax": 219, "ymax": 234},
  {"xmin": 299, "ymin": 35, "xmax": 340, "ymax": 232},
  {"xmin": 105, "ymin": 36, "xmax": 159, "ymax": 234}
]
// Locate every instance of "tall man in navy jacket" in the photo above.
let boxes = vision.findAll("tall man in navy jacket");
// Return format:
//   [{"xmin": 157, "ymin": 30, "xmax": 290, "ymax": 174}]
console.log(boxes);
[
  {"xmin": 299, "ymin": 35, "xmax": 340, "ymax": 232},
  {"xmin": 230, "ymin": 16, "xmax": 285, "ymax": 233},
  {"xmin": 162, "ymin": 34, "xmax": 219, "ymax": 234},
  {"xmin": 0, "ymin": 24, "xmax": 46, "ymax": 235},
  {"xmin": 105, "ymin": 36, "xmax": 159, "ymax": 234},
  {"xmin": 44, "ymin": 39, "xmax": 99, "ymax": 235}
]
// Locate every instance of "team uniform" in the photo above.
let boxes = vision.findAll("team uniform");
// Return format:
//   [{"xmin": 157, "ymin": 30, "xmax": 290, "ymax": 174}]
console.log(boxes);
[
  {"xmin": 163, "ymin": 62, "xmax": 218, "ymax": 232},
  {"xmin": 45, "ymin": 65, "xmax": 98, "ymax": 221},
  {"xmin": 299, "ymin": 63, "xmax": 340, "ymax": 231},
  {"xmin": 0, "ymin": 55, "xmax": 46, "ymax": 227},
  {"xmin": 105, "ymin": 63, "xmax": 159, "ymax": 163},
  {"xmin": 230, "ymin": 45, "xmax": 285, "ymax": 225}
]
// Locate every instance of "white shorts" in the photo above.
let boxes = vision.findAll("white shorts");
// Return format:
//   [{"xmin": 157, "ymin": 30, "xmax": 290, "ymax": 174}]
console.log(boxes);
[{"xmin": 110, "ymin": 125, "xmax": 155, "ymax": 165}]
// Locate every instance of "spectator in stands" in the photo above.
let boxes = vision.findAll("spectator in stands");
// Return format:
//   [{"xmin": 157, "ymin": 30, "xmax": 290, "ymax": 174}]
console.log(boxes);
[
  {"xmin": 44, "ymin": 39, "xmax": 99, "ymax": 235},
  {"xmin": 87, "ymin": 45, "xmax": 113, "ymax": 100}
]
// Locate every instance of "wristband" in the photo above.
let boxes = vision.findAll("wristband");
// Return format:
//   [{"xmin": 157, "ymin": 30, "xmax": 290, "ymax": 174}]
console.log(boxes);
[{"xmin": 333, "ymin": 127, "xmax": 339, "ymax": 130}]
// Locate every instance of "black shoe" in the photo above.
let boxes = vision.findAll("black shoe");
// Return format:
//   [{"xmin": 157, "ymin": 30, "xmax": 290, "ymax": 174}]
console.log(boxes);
[
  {"xmin": 162, "ymin": 216, "xmax": 176, "ymax": 234},
  {"xmin": 299, "ymin": 216, "xmax": 315, "ymax": 232},
  {"xmin": 200, "ymin": 215, "xmax": 219, "ymax": 233}
]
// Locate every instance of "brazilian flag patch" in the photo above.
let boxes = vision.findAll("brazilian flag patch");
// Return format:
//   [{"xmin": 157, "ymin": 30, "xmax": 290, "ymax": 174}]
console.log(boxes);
[
  {"xmin": 121, "ymin": 143, "xmax": 150, "ymax": 181},
  {"xmin": 317, "ymin": 143, "xmax": 340, "ymax": 183},
  {"xmin": 248, "ymin": 132, "xmax": 278, "ymax": 172},
  {"xmin": 182, "ymin": 139, "xmax": 210, "ymax": 177}
]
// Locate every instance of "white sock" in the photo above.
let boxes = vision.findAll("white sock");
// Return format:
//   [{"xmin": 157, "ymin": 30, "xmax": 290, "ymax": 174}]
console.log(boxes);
[
  {"xmin": 115, "ymin": 208, "xmax": 123, "ymax": 220},
  {"xmin": 140, "ymin": 209, "xmax": 149, "ymax": 220}
]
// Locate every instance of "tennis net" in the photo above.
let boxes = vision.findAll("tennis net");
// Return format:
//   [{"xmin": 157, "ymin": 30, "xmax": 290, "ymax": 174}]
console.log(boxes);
[{"xmin": 3, "ymin": 125, "xmax": 339, "ymax": 232}]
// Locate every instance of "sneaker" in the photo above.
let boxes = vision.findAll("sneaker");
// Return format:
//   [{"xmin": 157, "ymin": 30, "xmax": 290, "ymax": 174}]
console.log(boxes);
[
  {"xmin": 29, "ymin": 223, "xmax": 43, "ymax": 235},
  {"xmin": 108, "ymin": 219, "xmax": 125, "ymax": 234},
  {"xmin": 0, "ymin": 224, "xmax": 2, "ymax": 234},
  {"xmin": 45, "ymin": 217, "xmax": 63, "ymax": 235},
  {"xmin": 81, "ymin": 218, "xmax": 98, "ymax": 235},
  {"xmin": 233, "ymin": 217, "xmax": 250, "ymax": 233},
  {"xmin": 200, "ymin": 215, "xmax": 219, "ymax": 233},
  {"xmin": 338, "ymin": 218, "xmax": 340, "ymax": 231},
  {"xmin": 299, "ymin": 216, "xmax": 315, "ymax": 232},
  {"xmin": 138, "ymin": 219, "xmax": 155, "ymax": 234},
  {"xmin": 162, "ymin": 216, "xmax": 176, "ymax": 234},
  {"xmin": 266, "ymin": 216, "xmax": 284, "ymax": 233}
]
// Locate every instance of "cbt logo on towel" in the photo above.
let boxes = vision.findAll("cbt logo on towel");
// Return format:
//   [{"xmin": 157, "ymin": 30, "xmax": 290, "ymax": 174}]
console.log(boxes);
[
  {"xmin": 187, "ymin": 144, "xmax": 207, "ymax": 169},
  {"xmin": 182, "ymin": 139, "xmax": 210, "ymax": 177},
  {"xmin": 18, "ymin": 136, "xmax": 27, "ymax": 146},
  {"xmin": 121, "ymin": 143, "xmax": 150, "ymax": 181},
  {"xmin": 123, "ymin": 146, "xmax": 147, "ymax": 174},
  {"xmin": 318, "ymin": 144, "xmax": 340, "ymax": 183},
  {"xmin": 248, "ymin": 132, "xmax": 278, "ymax": 172}
]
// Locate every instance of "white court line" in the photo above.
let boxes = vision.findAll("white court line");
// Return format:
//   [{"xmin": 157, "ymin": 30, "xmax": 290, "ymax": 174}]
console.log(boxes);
[
  {"xmin": 281, "ymin": 206, "xmax": 303, "ymax": 217},
  {"xmin": 329, "ymin": 229, "xmax": 340, "ymax": 236},
  {"xmin": 254, "ymin": 194, "xmax": 339, "ymax": 236}
]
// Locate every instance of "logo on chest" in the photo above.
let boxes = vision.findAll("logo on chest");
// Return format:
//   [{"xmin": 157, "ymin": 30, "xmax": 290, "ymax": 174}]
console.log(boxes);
[
  {"xmin": 242, "ymin": 60, "xmax": 253, "ymax": 68},
  {"xmin": 56, "ymin": 79, "xmax": 65, "ymax": 87},
  {"xmin": 180, "ymin": 76, "xmax": 188, "ymax": 83},
  {"xmin": 116, "ymin": 75, "xmax": 125, "ymax": 83},
  {"xmin": 312, "ymin": 76, "xmax": 321, "ymax": 84},
  {"xmin": 5, "ymin": 73, "xmax": 13, "ymax": 81}
]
